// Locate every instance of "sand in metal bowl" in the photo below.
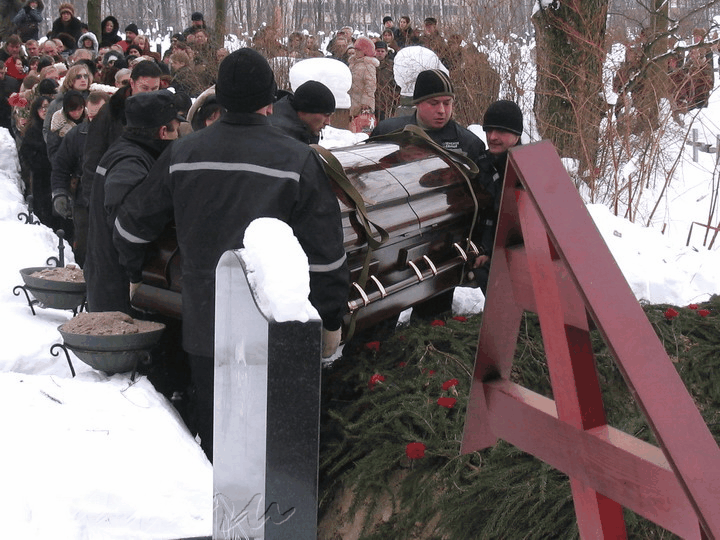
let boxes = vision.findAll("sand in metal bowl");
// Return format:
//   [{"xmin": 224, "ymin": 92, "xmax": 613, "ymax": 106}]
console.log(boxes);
[{"xmin": 58, "ymin": 312, "xmax": 165, "ymax": 374}]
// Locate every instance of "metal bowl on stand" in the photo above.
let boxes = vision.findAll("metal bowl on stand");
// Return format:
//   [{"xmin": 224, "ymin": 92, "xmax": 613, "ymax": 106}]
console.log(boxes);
[
  {"xmin": 18, "ymin": 266, "xmax": 86, "ymax": 313},
  {"xmin": 56, "ymin": 320, "xmax": 166, "ymax": 376}
]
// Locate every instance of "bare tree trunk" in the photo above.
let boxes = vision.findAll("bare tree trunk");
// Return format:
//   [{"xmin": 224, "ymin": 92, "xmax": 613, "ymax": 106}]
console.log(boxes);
[
  {"xmin": 1, "ymin": 0, "xmax": 23, "ymax": 40},
  {"xmin": 532, "ymin": 0, "xmax": 609, "ymax": 175},
  {"xmin": 214, "ymin": 0, "xmax": 226, "ymax": 43},
  {"xmin": 87, "ymin": 0, "xmax": 101, "ymax": 36}
]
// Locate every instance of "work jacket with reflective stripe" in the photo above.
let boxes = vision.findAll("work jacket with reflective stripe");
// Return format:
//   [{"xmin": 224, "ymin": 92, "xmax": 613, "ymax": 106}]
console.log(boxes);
[{"xmin": 113, "ymin": 112, "xmax": 349, "ymax": 357}]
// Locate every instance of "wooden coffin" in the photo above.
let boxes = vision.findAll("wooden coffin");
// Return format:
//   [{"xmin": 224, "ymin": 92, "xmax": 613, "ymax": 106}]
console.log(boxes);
[{"xmin": 131, "ymin": 135, "xmax": 489, "ymax": 333}]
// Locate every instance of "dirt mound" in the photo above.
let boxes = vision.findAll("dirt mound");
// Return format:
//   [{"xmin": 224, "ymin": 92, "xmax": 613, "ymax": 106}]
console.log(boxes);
[{"xmin": 61, "ymin": 312, "xmax": 164, "ymax": 336}]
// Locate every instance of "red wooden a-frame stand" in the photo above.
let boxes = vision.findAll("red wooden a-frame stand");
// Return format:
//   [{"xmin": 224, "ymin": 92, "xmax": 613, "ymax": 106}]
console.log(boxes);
[{"xmin": 461, "ymin": 141, "xmax": 720, "ymax": 539}]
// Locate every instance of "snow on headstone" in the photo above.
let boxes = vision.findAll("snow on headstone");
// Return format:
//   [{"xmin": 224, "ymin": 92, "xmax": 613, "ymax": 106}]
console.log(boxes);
[
  {"xmin": 240, "ymin": 217, "xmax": 320, "ymax": 322},
  {"xmin": 289, "ymin": 58, "xmax": 352, "ymax": 109},
  {"xmin": 393, "ymin": 46, "xmax": 448, "ymax": 97}
]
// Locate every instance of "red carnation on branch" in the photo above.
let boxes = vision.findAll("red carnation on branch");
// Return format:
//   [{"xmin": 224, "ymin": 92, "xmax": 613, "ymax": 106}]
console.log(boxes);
[
  {"xmin": 364, "ymin": 341, "xmax": 380, "ymax": 352},
  {"xmin": 664, "ymin": 308, "xmax": 679, "ymax": 320},
  {"xmin": 368, "ymin": 373, "xmax": 385, "ymax": 390},
  {"xmin": 406, "ymin": 442, "xmax": 426, "ymax": 459},
  {"xmin": 688, "ymin": 304, "xmax": 698, "ymax": 310},
  {"xmin": 442, "ymin": 378, "xmax": 459, "ymax": 391},
  {"xmin": 452, "ymin": 316, "xmax": 467, "ymax": 322},
  {"xmin": 698, "ymin": 309, "xmax": 711, "ymax": 318},
  {"xmin": 437, "ymin": 397, "xmax": 457, "ymax": 409},
  {"xmin": 430, "ymin": 319, "xmax": 445, "ymax": 327}
]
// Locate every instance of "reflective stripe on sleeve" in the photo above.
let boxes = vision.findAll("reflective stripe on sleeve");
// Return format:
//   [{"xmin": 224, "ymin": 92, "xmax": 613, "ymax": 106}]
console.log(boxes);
[
  {"xmin": 114, "ymin": 217, "xmax": 152, "ymax": 244},
  {"xmin": 309, "ymin": 253, "xmax": 347, "ymax": 273}
]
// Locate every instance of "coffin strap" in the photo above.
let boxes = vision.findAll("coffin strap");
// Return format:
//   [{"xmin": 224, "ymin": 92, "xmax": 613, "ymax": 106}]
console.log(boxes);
[{"xmin": 312, "ymin": 144, "xmax": 389, "ymax": 341}]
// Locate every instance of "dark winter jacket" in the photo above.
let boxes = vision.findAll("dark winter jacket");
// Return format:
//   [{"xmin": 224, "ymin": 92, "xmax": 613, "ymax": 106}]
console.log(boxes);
[
  {"xmin": 113, "ymin": 112, "xmax": 349, "ymax": 357},
  {"xmin": 50, "ymin": 119, "xmax": 89, "ymax": 205},
  {"xmin": 50, "ymin": 15, "xmax": 83, "ymax": 42},
  {"xmin": 19, "ymin": 118, "xmax": 54, "ymax": 227},
  {"xmin": 13, "ymin": 1, "xmax": 44, "ymax": 42},
  {"xmin": 81, "ymin": 84, "xmax": 130, "ymax": 204},
  {"xmin": 371, "ymin": 112, "xmax": 486, "ymax": 164},
  {"xmin": 85, "ymin": 133, "xmax": 170, "ymax": 314},
  {"xmin": 100, "ymin": 16, "xmax": 121, "ymax": 47},
  {"xmin": 269, "ymin": 95, "xmax": 319, "ymax": 145}
]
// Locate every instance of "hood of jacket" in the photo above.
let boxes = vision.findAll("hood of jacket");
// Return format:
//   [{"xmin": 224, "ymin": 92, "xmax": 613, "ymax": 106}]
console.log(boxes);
[{"xmin": 77, "ymin": 32, "xmax": 99, "ymax": 53}]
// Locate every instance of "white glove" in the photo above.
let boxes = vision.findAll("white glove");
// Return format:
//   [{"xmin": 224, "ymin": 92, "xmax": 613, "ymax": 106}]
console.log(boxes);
[
  {"xmin": 129, "ymin": 281, "xmax": 142, "ymax": 300},
  {"xmin": 321, "ymin": 328, "xmax": 342, "ymax": 359}
]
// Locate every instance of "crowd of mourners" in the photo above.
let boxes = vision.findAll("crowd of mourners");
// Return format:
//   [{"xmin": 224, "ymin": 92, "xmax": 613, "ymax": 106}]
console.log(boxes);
[{"xmin": 0, "ymin": 2, "xmax": 716, "ymax": 462}]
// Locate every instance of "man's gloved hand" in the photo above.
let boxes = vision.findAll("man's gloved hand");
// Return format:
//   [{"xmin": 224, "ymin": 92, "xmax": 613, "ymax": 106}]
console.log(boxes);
[
  {"xmin": 321, "ymin": 328, "xmax": 342, "ymax": 359},
  {"xmin": 52, "ymin": 194, "xmax": 72, "ymax": 218}
]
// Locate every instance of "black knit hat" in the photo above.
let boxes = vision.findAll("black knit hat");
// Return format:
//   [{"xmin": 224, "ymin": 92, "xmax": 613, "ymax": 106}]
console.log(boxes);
[
  {"xmin": 412, "ymin": 69, "xmax": 454, "ymax": 104},
  {"xmin": 291, "ymin": 81, "xmax": 335, "ymax": 114},
  {"xmin": 383, "ymin": 16, "xmax": 393, "ymax": 24},
  {"xmin": 375, "ymin": 41, "xmax": 388, "ymax": 49},
  {"xmin": 125, "ymin": 90, "xmax": 183, "ymax": 129},
  {"xmin": 191, "ymin": 11, "xmax": 204, "ymax": 21},
  {"xmin": 482, "ymin": 100, "xmax": 523, "ymax": 136},
  {"xmin": 125, "ymin": 23, "xmax": 139, "ymax": 35},
  {"xmin": 216, "ymin": 48, "xmax": 277, "ymax": 113}
]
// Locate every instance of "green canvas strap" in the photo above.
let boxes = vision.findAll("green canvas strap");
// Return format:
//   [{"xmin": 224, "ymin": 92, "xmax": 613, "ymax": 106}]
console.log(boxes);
[{"xmin": 312, "ymin": 144, "xmax": 389, "ymax": 341}]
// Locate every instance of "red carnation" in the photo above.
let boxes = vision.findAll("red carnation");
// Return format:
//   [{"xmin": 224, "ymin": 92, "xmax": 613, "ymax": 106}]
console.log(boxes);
[
  {"xmin": 698, "ymin": 309, "xmax": 711, "ymax": 318},
  {"xmin": 405, "ymin": 442, "xmax": 426, "ymax": 459},
  {"xmin": 664, "ymin": 308, "xmax": 679, "ymax": 320},
  {"xmin": 368, "ymin": 373, "xmax": 385, "ymax": 390},
  {"xmin": 398, "ymin": 362, "xmax": 407, "ymax": 367},
  {"xmin": 688, "ymin": 304, "xmax": 698, "ymax": 310},
  {"xmin": 452, "ymin": 316, "xmax": 467, "ymax": 322},
  {"xmin": 364, "ymin": 341, "xmax": 380, "ymax": 352},
  {"xmin": 430, "ymin": 319, "xmax": 445, "ymax": 327},
  {"xmin": 442, "ymin": 378, "xmax": 459, "ymax": 391},
  {"xmin": 437, "ymin": 397, "xmax": 457, "ymax": 409}
]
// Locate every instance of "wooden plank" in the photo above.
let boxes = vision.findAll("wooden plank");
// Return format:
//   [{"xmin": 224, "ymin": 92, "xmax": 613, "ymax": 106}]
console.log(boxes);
[
  {"xmin": 508, "ymin": 141, "xmax": 720, "ymax": 537},
  {"xmin": 484, "ymin": 380, "xmax": 702, "ymax": 540}
]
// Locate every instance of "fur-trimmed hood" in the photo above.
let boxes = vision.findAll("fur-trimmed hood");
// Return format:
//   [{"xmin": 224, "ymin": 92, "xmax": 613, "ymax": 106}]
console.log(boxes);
[
  {"xmin": 100, "ymin": 16, "xmax": 122, "ymax": 47},
  {"xmin": 77, "ymin": 32, "xmax": 99, "ymax": 53}
]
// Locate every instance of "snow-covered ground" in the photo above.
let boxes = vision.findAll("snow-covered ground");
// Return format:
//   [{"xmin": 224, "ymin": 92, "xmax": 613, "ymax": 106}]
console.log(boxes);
[{"xmin": 2, "ymin": 53, "xmax": 720, "ymax": 538}]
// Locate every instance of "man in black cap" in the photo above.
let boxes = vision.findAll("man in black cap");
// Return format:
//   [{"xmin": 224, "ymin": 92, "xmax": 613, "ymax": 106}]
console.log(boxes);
[
  {"xmin": 269, "ymin": 80, "xmax": 335, "ymax": 144},
  {"xmin": 372, "ymin": 69, "xmax": 485, "ymax": 163},
  {"xmin": 120, "ymin": 23, "xmax": 138, "ymax": 52},
  {"xmin": 470, "ymin": 99, "xmax": 524, "ymax": 294},
  {"xmin": 382, "ymin": 15, "xmax": 394, "ymax": 33},
  {"xmin": 371, "ymin": 69, "xmax": 487, "ymax": 319},
  {"xmin": 183, "ymin": 12, "xmax": 206, "ymax": 36},
  {"xmin": 112, "ymin": 48, "xmax": 349, "ymax": 461},
  {"xmin": 85, "ymin": 89, "xmax": 182, "ymax": 314}
]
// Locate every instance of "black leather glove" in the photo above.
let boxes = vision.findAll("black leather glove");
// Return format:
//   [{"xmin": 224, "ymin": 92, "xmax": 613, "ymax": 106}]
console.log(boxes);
[{"xmin": 52, "ymin": 194, "xmax": 72, "ymax": 218}]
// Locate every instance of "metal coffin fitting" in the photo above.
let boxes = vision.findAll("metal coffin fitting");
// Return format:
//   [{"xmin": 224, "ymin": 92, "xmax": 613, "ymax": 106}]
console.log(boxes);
[{"xmin": 131, "ymin": 138, "xmax": 487, "ymax": 332}]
